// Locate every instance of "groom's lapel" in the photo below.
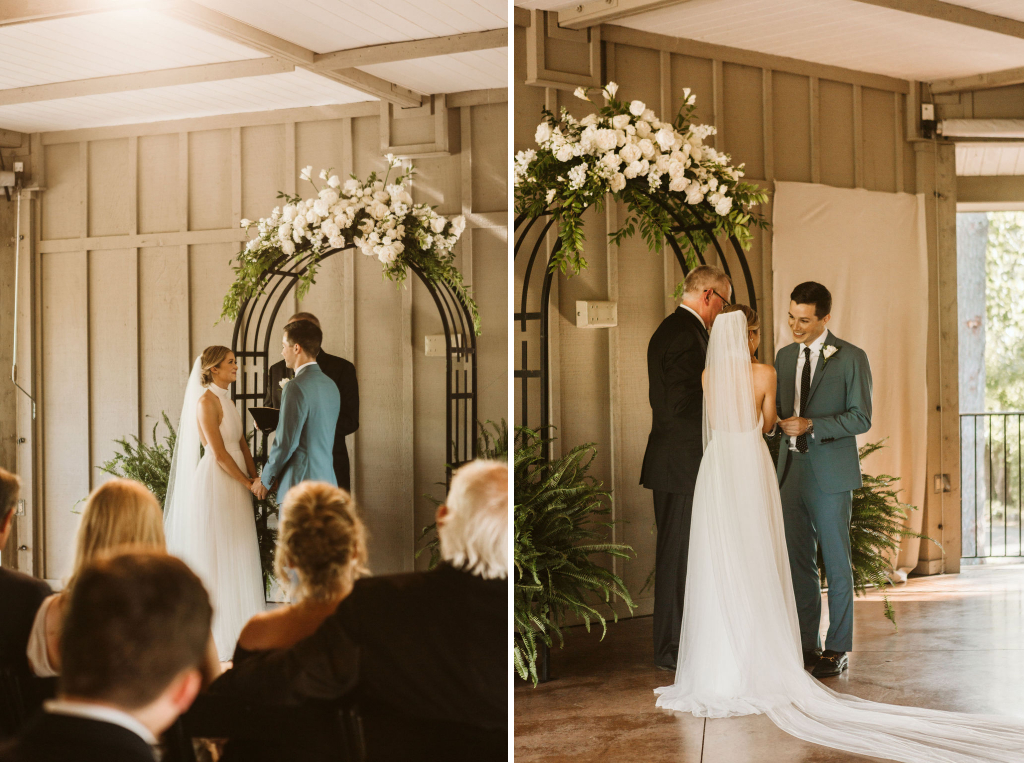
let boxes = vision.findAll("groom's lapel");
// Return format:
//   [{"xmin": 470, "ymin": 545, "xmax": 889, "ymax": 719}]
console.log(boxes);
[
  {"xmin": 782, "ymin": 344, "xmax": 798, "ymax": 416},
  {"xmin": 806, "ymin": 332, "xmax": 836, "ymax": 405}
]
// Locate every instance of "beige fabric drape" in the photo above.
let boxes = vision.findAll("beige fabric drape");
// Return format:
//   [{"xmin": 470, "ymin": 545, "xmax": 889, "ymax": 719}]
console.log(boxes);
[{"xmin": 771, "ymin": 181, "xmax": 929, "ymax": 575}]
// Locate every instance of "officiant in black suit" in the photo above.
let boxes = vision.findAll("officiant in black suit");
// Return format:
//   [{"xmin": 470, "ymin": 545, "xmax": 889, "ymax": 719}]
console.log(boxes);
[
  {"xmin": 640, "ymin": 266, "xmax": 732, "ymax": 671},
  {"xmin": 263, "ymin": 312, "xmax": 359, "ymax": 491}
]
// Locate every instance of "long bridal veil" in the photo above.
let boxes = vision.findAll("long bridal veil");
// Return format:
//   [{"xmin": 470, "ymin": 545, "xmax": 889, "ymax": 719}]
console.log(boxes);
[
  {"xmin": 164, "ymin": 358, "xmax": 205, "ymax": 575},
  {"xmin": 655, "ymin": 311, "xmax": 1024, "ymax": 763}
]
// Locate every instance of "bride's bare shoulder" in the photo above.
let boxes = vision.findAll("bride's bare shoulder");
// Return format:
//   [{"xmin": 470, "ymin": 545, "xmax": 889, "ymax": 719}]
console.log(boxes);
[{"xmin": 751, "ymin": 362, "xmax": 776, "ymax": 379}]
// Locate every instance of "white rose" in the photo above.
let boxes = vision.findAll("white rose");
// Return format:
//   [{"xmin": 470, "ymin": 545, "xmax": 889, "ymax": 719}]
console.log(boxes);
[
  {"xmin": 319, "ymin": 188, "xmax": 340, "ymax": 206},
  {"xmin": 328, "ymin": 175, "xmax": 341, "ymax": 188},
  {"xmin": 612, "ymin": 114, "xmax": 631, "ymax": 130},
  {"xmin": 329, "ymin": 235, "xmax": 345, "ymax": 249},
  {"xmin": 536, "ymin": 121, "xmax": 553, "ymax": 144},
  {"xmin": 655, "ymin": 127, "xmax": 676, "ymax": 152},
  {"xmin": 596, "ymin": 129, "xmax": 618, "ymax": 151},
  {"xmin": 691, "ymin": 146, "xmax": 703, "ymax": 162},
  {"xmin": 629, "ymin": 100, "xmax": 646, "ymax": 116},
  {"xmin": 623, "ymin": 160, "xmax": 644, "ymax": 179},
  {"xmin": 279, "ymin": 378, "xmax": 290, "ymax": 390},
  {"xmin": 451, "ymin": 216, "xmax": 466, "ymax": 236},
  {"xmin": 279, "ymin": 223, "xmax": 292, "ymax": 240},
  {"xmin": 714, "ymin": 195, "xmax": 733, "ymax": 215},
  {"xmin": 370, "ymin": 201, "xmax": 388, "ymax": 219},
  {"xmin": 292, "ymin": 227, "xmax": 304, "ymax": 243},
  {"xmin": 313, "ymin": 199, "xmax": 330, "ymax": 217},
  {"xmin": 686, "ymin": 186, "xmax": 704, "ymax": 205},
  {"xmin": 609, "ymin": 172, "xmax": 626, "ymax": 192},
  {"xmin": 281, "ymin": 240, "xmax": 296, "ymax": 255},
  {"xmin": 305, "ymin": 210, "xmax": 319, "ymax": 224},
  {"xmin": 635, "ymin": 121, "xmax": 651, "ymax": 138},
  {"xmin": 708, "ymin": 177, "xmax": 719, "ymax": 191},
  {"xmin": 554, "ymin": 143, "xmax": 574, "ymax": 162},
  {"xmin": 292, "ymin": 214, "xmax": 306, "ymax": 229},
  {"xmin": 655, "ymin": 154, "xmax": 671, "ymax": 173},
  {"xmin": 580, "ymin": 113, "xmax": 598, "ymax": 126},
  {"xmin": 377, "ymin": 244, "xmax": 397, "ymax": 264},
  {"xmin": 619, "ymin": 143, "xmax": 642, "ymax": 164},
  {"xmin": 239, "ymin": 218, "xmax": 252, "ymax": 228},
  {"xmin": 638, "ymin": 138, "xmax": 656, "ymax": 160},
  {"xmin": 601, "ymin": 152, "xmax": 622, "ymax": 171},
  {"xmin": 545, "ymin": 189, "xmax": 556, "ymax": 205},
  {"xmin": 282, "ymin": 205, "xmax": 297, "ymax": 222},
  {"xmin": 343, "ymin": 179, "xmax": 360, "ymax": 195},
  {"xmin": 430, "ymin": 216, "xmax": 447, "ymax": 234},
  {"xmin": 669, "ymin": 176, "xmax": 688, "ymax": 193},
  {"xmin": 642, "ymin": 109, "xmax": 656, "ymax": 123}
]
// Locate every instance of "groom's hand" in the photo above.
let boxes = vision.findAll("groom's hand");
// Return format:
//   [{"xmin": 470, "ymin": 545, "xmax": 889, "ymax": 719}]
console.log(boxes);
[
  {"xmin": 251, "ymin": 479, "xmax": 268, "ymax": 500},
  {"xmin": 778, "ymin": 416, "xmax": 810, "ymax": 437}
]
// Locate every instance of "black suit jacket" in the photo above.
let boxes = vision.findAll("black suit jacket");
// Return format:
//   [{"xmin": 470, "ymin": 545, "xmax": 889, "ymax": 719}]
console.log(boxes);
[
  {"xmin": 210, "ymin": 565, "xmax": 507, "ymax": 730},
  {"xmin": 0, "ymin": 712, "xmax": 155, "ymax": 762},
  {"xmin": 0, "ymin": 568, "xmax": 54, "ymax": 739},
  {"xmin": 263, "ymin": 350, "xmax": 358, "ymax": 491},
  {"xmin": 640, "ymin": 307, "xmax": 710, "ymax": 494}
]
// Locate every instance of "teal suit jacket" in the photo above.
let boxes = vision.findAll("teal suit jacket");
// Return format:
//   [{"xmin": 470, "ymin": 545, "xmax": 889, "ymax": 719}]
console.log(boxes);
[
  {"xmin": 774, "ymin": 332, "xmax": 872, "ymax": 494},
  {"xmin": 261, "ymin": 363, "xmax": 341, "ymax": 497}
]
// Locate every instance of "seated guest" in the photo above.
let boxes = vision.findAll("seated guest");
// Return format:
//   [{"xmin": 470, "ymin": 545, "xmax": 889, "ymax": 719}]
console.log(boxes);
[
  {"xmin": 26, "ymin": 480, "xmax": 219, "ymax": 685},
  {"xmin": 235, "ymin": 481, "xmax": 368, "ymax": 657},
  {"xmin": 211, "ymin": 460, "xmax": 508, "ymax": 747},
  {"xmin": 0, "ymin": 552, "xmax": 213, "ymax": 762},
  {"xmin": 0, "ymin": 468, "xmax": 53, "ymax": 740}
]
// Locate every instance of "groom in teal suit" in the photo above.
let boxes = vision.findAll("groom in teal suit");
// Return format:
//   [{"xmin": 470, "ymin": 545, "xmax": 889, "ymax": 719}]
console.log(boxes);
[
  {"xmin": 253, "ymin": 319, "xmax": 341, "ymax": 500},
  {"xmin": 775, "ymin": 282, "xmax": 872, "ymax": 679}
]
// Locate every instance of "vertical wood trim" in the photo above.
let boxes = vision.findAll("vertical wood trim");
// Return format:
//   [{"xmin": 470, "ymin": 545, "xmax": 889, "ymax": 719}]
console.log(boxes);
[
  {"xmin": 544, "ymin": 87, "xmax": 561, "ymax": 457},
  {"xmin": 178, "ymin": 132, "xmax": 190, "ymax": 362},
  {"xmin": 401, "ymin": 281, "xmax": 414, "ymax": 569},
  {"xmin": 284, "ymin": 122, "xmax": 296, "ymax": 196},
  {"xmin": 340, "ymin": 116, "xmax": 356, "ymax": 496},
  {"xmin": 809, "ymin": 77, "xmax": 820, "ymax": 184},
  {"xmin": 127, "ymin": 135, "xmax": 140, "ymax": 436},
  {"xmin": 659, "ymin": 50, "xmax": 671, "ymax": 118},
  {"xmin": 606, "ymin": 200, "xmax": 621, "ymax": 576},
  {"xmin": 853, "ymin": 84, "xmax": 863, "ymax": 188},
  {"xmin": 894, "ymin": 92, "xmax": 904, "ymax": 193},
  {"xmin": 460, "ymin": 106, "xmax": 474, "ymax": 288},
  {"xmin": 80, "ymin": 142, "xmax": 88, "ymax": 238},
  {"xmin": 31, "ymin": 190, "xmax": 46, "ymax": 577},
  {"xmin": 712, "ymin": 59, "xmax": 724, "ymax": 151},
  {"xmin": 906, "ymin": 80, "xmax": 921, "ymax": 141},
  {"xmin": 230, "ymin": 126, "xmax": 242, "ymax": 224},
  {"xmin": 127, "ymin": 137, "xmax": 138, "ymax": 236},
  {"xmin": 761, "ymin": 69, "xmax": 774, "ymax": 359}
]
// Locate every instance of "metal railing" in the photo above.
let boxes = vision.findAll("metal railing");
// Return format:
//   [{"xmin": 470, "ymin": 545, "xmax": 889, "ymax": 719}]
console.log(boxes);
[{"xmin": 961, "ymin": 412, "xmax": 1024, "ymax": 560}]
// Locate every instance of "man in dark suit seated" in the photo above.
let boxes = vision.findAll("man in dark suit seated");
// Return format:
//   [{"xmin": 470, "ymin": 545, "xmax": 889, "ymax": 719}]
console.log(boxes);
[
  {"xmin": 0, "ymin": 468, "xmax": 53, "ymax": 741},
  {"xmin": 264, "ymin": 312, "xmax": 359, "ymax": 491},
  {"xmin": 211, "ymin": 460, "xmax": 508, "ymax": 760},
  {"xmin": 0, "ymin": 552, "xmax": 212, "ymax": 762}
]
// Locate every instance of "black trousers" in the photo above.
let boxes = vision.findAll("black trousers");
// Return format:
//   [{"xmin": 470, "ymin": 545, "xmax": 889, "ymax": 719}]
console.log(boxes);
[{"xmin": 652, "ymin": 488, "xmax": 694, "ymax": 667}]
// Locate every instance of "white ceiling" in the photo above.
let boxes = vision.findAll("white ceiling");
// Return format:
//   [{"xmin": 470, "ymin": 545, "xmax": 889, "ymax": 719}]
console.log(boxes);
[
  {"xmin": 518, "ymin": 0, "xmax": 1024, "ymax": 82},
  {"xmin": 0, "ymin": 0, "xmax": 507, "ymax": 134},
  {"xmin": 956, "ymin": 143, "xmax": 1024, "ymax": 175}
]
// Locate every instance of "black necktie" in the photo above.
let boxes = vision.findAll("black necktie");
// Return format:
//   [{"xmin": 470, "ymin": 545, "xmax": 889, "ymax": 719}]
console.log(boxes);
[{"xmin": 797, "ymin": 346, "xmax": 811, "ymax": 453}]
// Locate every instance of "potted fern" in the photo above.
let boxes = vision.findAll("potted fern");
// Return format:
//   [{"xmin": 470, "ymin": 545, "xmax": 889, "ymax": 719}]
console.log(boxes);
[{"xmin": 515, "ymin": 427, "xmax": 635, "ymax": 686}]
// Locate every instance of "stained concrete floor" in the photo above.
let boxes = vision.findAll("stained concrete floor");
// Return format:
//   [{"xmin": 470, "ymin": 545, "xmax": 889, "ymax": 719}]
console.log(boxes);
[{"xmin": 514, "ymin": 564, "xmax": 1024, "ymax": 762}]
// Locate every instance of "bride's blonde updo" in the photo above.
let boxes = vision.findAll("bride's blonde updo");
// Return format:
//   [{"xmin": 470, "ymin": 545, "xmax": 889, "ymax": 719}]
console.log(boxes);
[
  {"xmin": 722, "ymin": 303, "xmax": 759, "ymax": 332},
  {"xmin": 275, "ymin": 482, "xmax": 368, "ymax": 602},
  {"xmin": 200, "ymin": 345, "xmax": 232, "ymax": 387}
]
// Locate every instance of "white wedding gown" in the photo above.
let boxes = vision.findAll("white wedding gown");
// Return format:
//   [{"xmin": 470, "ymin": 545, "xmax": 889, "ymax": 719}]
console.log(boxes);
[
  {"xmin": 655, "ymin": 311, "xmax": 1024, "ymax": 763},
  {"xmin": 164, "ymin": 359, "xmax": 265, "ymax": 659}
]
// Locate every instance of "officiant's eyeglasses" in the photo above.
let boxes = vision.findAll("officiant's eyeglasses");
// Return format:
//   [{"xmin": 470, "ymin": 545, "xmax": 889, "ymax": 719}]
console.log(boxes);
[{"xmin": 706, "ymin": 288, "xmax": 729, "ymax": 306}]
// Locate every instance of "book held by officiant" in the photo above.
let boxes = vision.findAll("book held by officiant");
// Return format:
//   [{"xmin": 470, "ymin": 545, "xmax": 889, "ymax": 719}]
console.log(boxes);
[{"xmin": 249, "ymin": 407, "xmax": 279, "ymax": 432}]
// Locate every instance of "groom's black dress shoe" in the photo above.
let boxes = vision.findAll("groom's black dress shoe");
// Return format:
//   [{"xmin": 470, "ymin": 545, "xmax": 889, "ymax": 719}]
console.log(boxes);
[
  {"xmin": 803, "ymin": 649, "xmax": 822, "ymax": 670},
  {"xmin": 656, "ymin": 662, "xmax": 676, "ymax": 672},
  {"xmin": 812, "ymin": 650, "xmax": 848, "ymax": 678}
]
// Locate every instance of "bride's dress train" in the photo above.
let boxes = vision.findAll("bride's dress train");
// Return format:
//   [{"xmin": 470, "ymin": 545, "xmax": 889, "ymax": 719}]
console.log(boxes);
[
  {"xmin": 655, "ymin": 312, "xmax": 1024, "ymax": 763},
  {"xmin": 164, "ymin": 359, "xmax": 265, "ymax": 660}
]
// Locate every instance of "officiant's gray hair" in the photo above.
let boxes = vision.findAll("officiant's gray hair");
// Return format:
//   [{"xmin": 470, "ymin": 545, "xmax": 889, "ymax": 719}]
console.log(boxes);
[
  {"xmin": 682, "ymin": 265, "xmax": 730, "ymax": 300},
  {"xmin": 440, "ymin": 459, "xmax": 508, "ymax": 580}
]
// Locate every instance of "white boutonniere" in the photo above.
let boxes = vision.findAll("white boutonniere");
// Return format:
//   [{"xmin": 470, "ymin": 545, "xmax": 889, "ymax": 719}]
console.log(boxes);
[
  {"xmin": 279, "ymin": 377, "xmax": 290, "ymax": 390},
  {"xmin": 822, "ymin": 345, "xmax": 839, "ymax": 365}
]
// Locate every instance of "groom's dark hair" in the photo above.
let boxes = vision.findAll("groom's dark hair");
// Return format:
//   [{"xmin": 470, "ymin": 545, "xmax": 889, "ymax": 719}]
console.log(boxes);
[
  {"xmin": 790, "ymin": 282, "xmax": 832, "ymax": 318},
  {"xmin": 284, "ymin": 319, "xmax": 323, "ymax": 358}
]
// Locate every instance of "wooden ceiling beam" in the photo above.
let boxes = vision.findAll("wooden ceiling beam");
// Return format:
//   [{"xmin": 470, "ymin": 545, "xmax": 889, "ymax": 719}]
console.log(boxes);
[
  {"xmin": 557, "ymin": 0, "xmax": 693, "ymax": 30},
  {"xmin": 0, "ymin": 58, "xmax": 293, "ymax": 106},
  {"xmin": 155, "ymin": 0, "xmax": 424, "ymax": 107},
  {"xmin": 930, "ymin": 64, "xmax": 1024, "ymax": 94},
  {"xmin": 849, "ymin": 0, "xmax": 1024, "ymax": 40},
  {"xmin": 313, "ymin": 28, "xmax": 508, "ymax": 69},
  {"xmin": 0, "ymin": 0, "xmax": 132, "ymax": 27}
]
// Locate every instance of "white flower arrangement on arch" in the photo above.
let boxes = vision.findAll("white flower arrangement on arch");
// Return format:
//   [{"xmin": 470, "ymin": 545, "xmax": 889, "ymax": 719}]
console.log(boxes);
[
  {"xmin": 221, "ymin": 155, "xmax": 477, "ymax": 332},
  {"xmin": 514, "ymin": 83, "xmax": 769, "ymax": 276}
]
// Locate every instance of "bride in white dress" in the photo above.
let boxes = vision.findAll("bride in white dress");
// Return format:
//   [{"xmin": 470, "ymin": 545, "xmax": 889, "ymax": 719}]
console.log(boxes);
[
  {"xmin": 655, "ymin": 309, "xmax": 1024, "ymax": 763},
  {"xmin": 164, "ymin": 346, "xmax": 266, "ymax": 659}
]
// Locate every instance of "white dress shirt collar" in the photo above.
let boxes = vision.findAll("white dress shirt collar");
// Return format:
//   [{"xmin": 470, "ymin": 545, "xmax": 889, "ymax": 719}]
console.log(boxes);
[
  {"xmin": 294, "ymin": 360, "xmax": 318, "ymax": 376},
  {"xmin": 44, "ymin": 699, "xmax": 158, "ymax": 745},
  {"xmin": 679, "ymin": 304, "xmax": 708, "ymax": 331},
  {"xmin": 802, "ymin": 328, "xmax": 830, "ymax": 354}
]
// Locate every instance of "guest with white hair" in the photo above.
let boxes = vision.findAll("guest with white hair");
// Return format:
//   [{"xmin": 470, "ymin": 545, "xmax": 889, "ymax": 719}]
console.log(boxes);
[{"xmin": 210, "ymin": 460, "xmax": 508, "ymax": 760}]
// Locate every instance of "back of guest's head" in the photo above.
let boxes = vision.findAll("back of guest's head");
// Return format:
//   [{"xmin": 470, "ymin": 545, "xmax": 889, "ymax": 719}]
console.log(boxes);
[
  {"xmin": 70, "ymin": 479, "xmax": 164, "ymax": 592},
  {"xmin": 284, "ymin": 319, "xmax": 323, "ymax": 358},
  {"xmin": 439, "ymin": 460, "xmax": 508, "ymax": 580},
  {"xmin": 276, "ymin": 481, "xmax": 368, "ymax": 602},
  {"xmin": 0, "ymin": 466, "xmax": 20, "ymax": 526},
  {"xmin": 288, "ymin": 311, "xmax": 321, "ymax": 329},
  {"xmin": 60, "ymin": 551, "xmax": 211, "ymax": 709},
  {"xmin": 790, "ymin": 281, "xmax": 832, "ymax": 318},
  {"xmin": 682, "ymin": 265, "xmax": 730, "ymax": 300}
]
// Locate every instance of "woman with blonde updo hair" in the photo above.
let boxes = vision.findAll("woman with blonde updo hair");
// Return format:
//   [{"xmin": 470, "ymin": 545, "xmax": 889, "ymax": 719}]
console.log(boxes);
[
  {"xmin": 721, "ymin": 303, "xmax": 761, "ymax": 361},
  {"xmin": 704, "ymin": 303, "xmax": 777, "ymax": 435},
  {"xmin": 234, "ymin": 481, "xmax": 367, "ymax": 660},
  {"xmin": 164, "ymin": 344, "xmax": 265, "ymax": 660}
]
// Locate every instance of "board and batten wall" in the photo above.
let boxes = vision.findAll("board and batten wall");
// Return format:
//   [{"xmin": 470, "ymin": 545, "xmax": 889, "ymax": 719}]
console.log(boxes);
[
  {"xmin": 515, "ymin": 11, "xmax": 960, "ymax": 619},
  {"xmin": 8, "ymin": 92, "xmax": 506, "ymax": 581}
]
